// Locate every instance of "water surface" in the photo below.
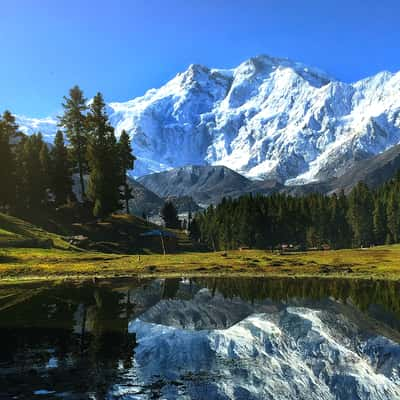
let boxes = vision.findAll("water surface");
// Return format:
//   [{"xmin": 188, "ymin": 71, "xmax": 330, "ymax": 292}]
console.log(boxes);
[{"xmin": 1, "ymin": 277, "xmax": 400, "ymax": 399}]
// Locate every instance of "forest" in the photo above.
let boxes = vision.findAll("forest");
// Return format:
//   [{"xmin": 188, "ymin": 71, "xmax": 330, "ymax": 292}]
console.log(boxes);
[
  {"xmin": 192, "ymin": 175, "xmax": 400, "ymax": 250},
  {"xmin": 0, "ymin": 86, "xmax": 135, "ymax": 219}
]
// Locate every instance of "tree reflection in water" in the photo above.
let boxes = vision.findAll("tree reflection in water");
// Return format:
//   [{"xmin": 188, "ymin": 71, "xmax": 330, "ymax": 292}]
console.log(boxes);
[{"xmin": 0, "ymin": 281, "xmax": 139, "ymax": 399}]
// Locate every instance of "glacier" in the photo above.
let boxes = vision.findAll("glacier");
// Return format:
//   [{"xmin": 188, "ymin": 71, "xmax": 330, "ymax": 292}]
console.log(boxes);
[{"xmin": 15, "ymin": 55, "xmax": 400, "ymax": 183}]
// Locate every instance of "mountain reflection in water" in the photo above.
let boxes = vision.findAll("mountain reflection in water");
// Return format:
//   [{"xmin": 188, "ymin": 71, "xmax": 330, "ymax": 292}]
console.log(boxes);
[{"xmin": 0, "ymin": 277, "xmax": 399, "ymax": 399}]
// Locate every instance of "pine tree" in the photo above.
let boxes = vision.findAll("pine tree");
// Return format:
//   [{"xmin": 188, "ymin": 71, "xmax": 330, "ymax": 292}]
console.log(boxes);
[
  {"xmin": 373, "ymin": 198, "xmax": 386, "ymax": 245},
  {"xmin": 347, "ymin": 182, "xmax": 374, "ymax": 247},
  {"xmin": 51, "ymin": 131, "xmax": 73, "ymax": 205},
  {"xmin": 161, "ymin": 201, "xmax": 180, "ymax": 229},
  {"xmin": 189, "ymin": 218, "xmax": 200, "ymax": 241},
  {"xmin": 192, "ymin": 172, "xmax": 400, "ymax": 251},
  {"xmin": 0, "ymin": 111, "xmax": 20, "ymax": 211},
  {"xmin": 328, "ymin": 192, "xmax": 351, "ymax": 249},
  {"xmin": 58, "ymin": 86, "xmax": 88, "ymax": 200},
  {"xmin": 40, "ymin": 140, "xmax": 51, "ymax": 192},
  {"xmin": 337, "ymin": 190, "xmax": 352, "ymax": 248},
  {"xmin": 16, "ymin": 134, "xmax": 48, "ymax": 210},
  {"xmin": 87, "ymin": 93, "xmax": 122, "ymax": 218},
  {"xmin": 118, "ymin": 129, "xmax": 136, "ymax": 214},
  {"xmin": 386, "ymin": 190, "xmax": 399, "ymax": 243}
]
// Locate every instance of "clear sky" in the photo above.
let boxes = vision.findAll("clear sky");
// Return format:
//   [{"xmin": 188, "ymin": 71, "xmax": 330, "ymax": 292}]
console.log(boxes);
[{"xmin": 1, "ymin": 0, "xmax": 400, "ymax": 117}]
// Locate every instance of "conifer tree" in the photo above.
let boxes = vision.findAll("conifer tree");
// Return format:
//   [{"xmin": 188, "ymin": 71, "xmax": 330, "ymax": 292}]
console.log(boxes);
[
  {"xmin": 118, "ymin": 129, "xmax": 136, "ymax": 214},
  {"xmin": 0, "ymin": 111, "xmax": 19, "ymax": 210},
  {"xmin": 161, "ymin": 201, "xmax": 180, "ymax": 229},
  {"xmin": 386, "ymin": 190, "xmax": 399, "ymax": 244},
  {"xmin": 40, "ymin": 141, "xmax": 51, "ymax": 190},
  {"xmin": 58, "ymin": 86, "xmax": 88, "ymax": 200},
  {"xmin": 337, "ymin": 190, "xmax": 352, "ymax": 247},
  {"xmin": 373, "ymin": 198, "xmax": 386, "ymax": 245},
  {"xmin": 347, "ymin": 182, "xmax": 374, "ymax": 247},
  {"xmin": 16, "ymin": 134, "xmax": 49, "ymax": 210},
  {"xmin": 51, "ymin": 131, "xmax": 73, "ymax": 205},
  {"xmin": 87, "ymin": 93, "xmax": 122, "ymax": 218},
  {"xmin": 328, "ymin": 192, "xmax": 351, "ymax": 248},
  {"xmin": 189, "ymin": 218, "xmax": 200, "ymax": 241}
]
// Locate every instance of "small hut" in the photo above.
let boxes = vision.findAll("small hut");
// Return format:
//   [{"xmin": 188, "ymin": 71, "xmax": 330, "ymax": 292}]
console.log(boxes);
[{"xmin": 140, "ymin": 230, "xmax": 178, "ymax": 254}]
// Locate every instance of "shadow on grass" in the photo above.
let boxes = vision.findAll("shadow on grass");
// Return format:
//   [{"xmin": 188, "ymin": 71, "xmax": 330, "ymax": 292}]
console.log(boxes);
[{"xmin": 0, "ymin": 254, "xmax": 18, "ymax": 263}]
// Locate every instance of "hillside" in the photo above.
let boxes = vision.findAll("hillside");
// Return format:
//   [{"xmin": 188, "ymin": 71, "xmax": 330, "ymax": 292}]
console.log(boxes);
[
  {"xmin": 127, "ymin": 177, "xmax": 164, "ymax": 215},
  {"xmin": 328, "ymin": 144, "xmax": 400, "ymax": 194},
  {"xmin": 0, "ymin": 211, "xmax": 195, "ymax": 255},
  {"xmin": 138, "ymin": 165, "xmax": 278, "ymax": 205},
  {"xmin": 0, "ymin": 213, "xmax": 72, "ymax": 250},
  {"xmin": 283, "ymin": 144, "xmax": 400, "ymax": 196}
]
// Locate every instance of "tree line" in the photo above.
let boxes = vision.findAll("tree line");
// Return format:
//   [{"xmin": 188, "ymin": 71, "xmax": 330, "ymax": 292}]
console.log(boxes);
[
  {"xmin": 191, "ymin": 175, "xmax": 400, "ymax": 250},
  {"xmin": 0, "ymin": 86, "xmax": 136, "ymax": 218}
]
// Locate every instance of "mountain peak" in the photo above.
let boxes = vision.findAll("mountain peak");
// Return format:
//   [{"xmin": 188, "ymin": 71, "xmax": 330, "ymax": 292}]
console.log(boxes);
[
  {"xmin": 234, "ymin": 54, "xmax": 334, "ymax": 87},
  {"xmin": 187, "ymin": 63, "xmax": 210, "ymax": 73},
  {"xmin": 178, "ymin": 63, "xmax": 212, "ymax": 80},
  {"xmin": 16, "ymin": 55, "xmax": 400, "ymax": 185}
]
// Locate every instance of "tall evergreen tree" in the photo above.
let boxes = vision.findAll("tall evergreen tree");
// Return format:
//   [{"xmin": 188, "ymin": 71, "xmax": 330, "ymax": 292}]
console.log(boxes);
[
  {"xmin": 87, "ymin": 93, "xmax": 122, "ymax": 218},
  {"xmin": 118, "ymin": 129, "xmax": 136, "ymax": 214},
  {"xmin": 328, "ymin": 192, "xmax": 351, "ymax": 249},
  {"xmin": 189, "ymin": 218, "xmax": 200, "ymax": 241},
  {"xmin": 161, "ymin": 201, "xmax": 180, "ymax": 229},
  {"xmin": 347, "ymin": 182, "xmax": 374, "ymax": 247},
  {"xmin": 386, "ymin": 190, "xmax": 399, "ymax": 244},
  {"xmin": 40, "ymin": 141, "xmax": 51, "ymax": 190},
  {"xmin": 373, "ymin": 197, "xmax": 386, "ymax": 245},
  {"xmin": 0, "ymin": 111, "xmax": 19, "ymax": 210},
  {"xmin": 51, "ymin": 131, "xmax": 73, "ymax": 205},
  {"xmin": 337, "ymin": 190, "xmax": 352, "ymax": 248},
  {"xmin": 16, "ymin": 134, "xmax": 49, "ymax": 210},
  {"xmin": 58, "ymin": 86, "xmax": 88, "ymax": 200}
]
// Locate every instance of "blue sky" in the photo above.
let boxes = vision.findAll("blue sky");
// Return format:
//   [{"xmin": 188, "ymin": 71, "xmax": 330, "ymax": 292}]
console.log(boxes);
[{"xmin": 1, "ymin": 0, "xmax": 400, "ymax": 117}]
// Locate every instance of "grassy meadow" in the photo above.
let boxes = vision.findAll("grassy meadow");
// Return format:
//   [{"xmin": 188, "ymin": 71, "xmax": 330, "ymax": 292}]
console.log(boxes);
[
  {"xmin": 1, "ymin": 245, "xmax": 400, "ymax": 283},
  {"xmin": 1, "ymin": 211, "xmax": 400, "ymax": 284}
]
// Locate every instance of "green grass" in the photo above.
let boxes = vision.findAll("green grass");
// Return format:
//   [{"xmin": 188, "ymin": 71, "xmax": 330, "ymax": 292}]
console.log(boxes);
[
  {"xmin": 1, "ymin": 246, "xmax": 400, "ymax": 283},
  {"xmin": 0, "ymin": 228, "xmax": 20, "ymax": 237},
  {"xmin": 0, "ymin": 213, "xmax": 73, "ymax": 249}
]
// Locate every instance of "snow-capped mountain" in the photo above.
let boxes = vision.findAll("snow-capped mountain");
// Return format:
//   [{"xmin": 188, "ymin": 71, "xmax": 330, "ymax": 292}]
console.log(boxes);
[
  {"xmin": 16, "ymin": 115, "xmax": 58, "ymax": 143},
  {"xmin": 16, "ymin": 55, "xmax": 400, "ymax": 184}
]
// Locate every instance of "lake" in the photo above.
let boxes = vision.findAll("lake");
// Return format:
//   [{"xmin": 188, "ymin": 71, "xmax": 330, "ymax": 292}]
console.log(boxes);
[{"xmin": 0, "ymin": 277, "xmax": 400, "ymax": 399}]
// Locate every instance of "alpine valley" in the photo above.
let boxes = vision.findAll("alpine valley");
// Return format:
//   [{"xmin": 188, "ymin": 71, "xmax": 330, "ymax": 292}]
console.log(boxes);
[{"xmin": 16, "ymin": 54, "xmax": 400, "ymax": 204}]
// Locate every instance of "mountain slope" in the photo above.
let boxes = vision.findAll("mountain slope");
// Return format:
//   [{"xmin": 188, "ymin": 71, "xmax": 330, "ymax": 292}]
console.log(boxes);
[
  {"xmin": 328, "ymin": 144, "xmax": 400, "ymax": 193},
  {"xmin": 16, "ymin": 55, "xmax": 400, "ymax": 184},
  {"xmin": 126, "ymin": 177, "xmax": 164, "ymax": 215},
  {"xmin": 283, "ymin": 144, "xmax": 400, "ymax": 196},
  {"xmin": 138, "ymin": 165, "xmax": 278, "ymax": 205},
  {"xmin": 137, "ymin": 144, "xmax": 400, "ymax": 205},
  {"xmin": 0, "ymin": 212, "xmax": 72, "ymax": 249}
]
